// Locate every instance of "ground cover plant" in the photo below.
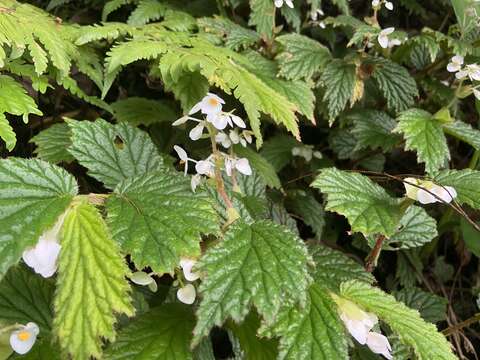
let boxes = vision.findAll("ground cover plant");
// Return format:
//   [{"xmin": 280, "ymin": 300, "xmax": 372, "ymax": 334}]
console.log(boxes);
[{"xmin": 0, "ymin": 0, "xmax": 480, "ymax": 359}]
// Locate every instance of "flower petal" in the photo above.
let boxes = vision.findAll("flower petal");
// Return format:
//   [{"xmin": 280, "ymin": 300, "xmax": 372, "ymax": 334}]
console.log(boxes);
[
  {"xmin": 235, "ymin": 158, "xmax": 252, "ymax": 176},
  {"xmin": 177, "ymin": 284, "xmax": 196, "ymax": 304},
  {"xmin": 173, "ymin": 145, "xmax": 188, "ymax": 161},
  {"xmin": 130, "ymin": 271, "xmax": 153, "ymax": 286},
  {"xmin": 189, "ymin": 123, "xmax": 204, "ymax": 141},
  {"xmin": 366, "ymin": 332, "xmax": 393, "ymax": 359},
  {"xmin": 378, "ymin": 34, "xmax": 389, "ymax": 49}
]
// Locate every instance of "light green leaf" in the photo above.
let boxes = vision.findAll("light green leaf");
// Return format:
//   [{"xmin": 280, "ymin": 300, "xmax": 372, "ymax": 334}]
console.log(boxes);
[
  {"xmin": 127, "ymin": 0, "xmax": 167, "ymax": 26},
  {"xmin": 106, "ymin": 171, "xmax": 218, "ymax": 274},
  {"xmin": 387, "ymin": 206, "xmax": 437, "ymax": 249},
  {"xmin": 102, "ymin": 0, "xmax": 132, "ymax": 21},
  {"xmin": 450, "ymin": 0, "xmax": 480, "ymax": 34},
  {"xmin": 193, "ymin": 220, "xmax": 312, "ymax": 345},
  {"xmin": 435, "ymin": 169, "xmax": 480, "ymax": 210},
  {"xmin": 349, "ymin": 110, "xmax": 400, "ymax": 151},
  {"xmin": 394, "ymin": 109, "xmax": 450, "ymax": 174},
  {"xmin": 0, "ymin": 158, "xmax": 77, "ymax": 279},
  {"xmin": 341, "ymin": 281, "xmax": 457, "ymax": 360},
  {"xmin": 162, "ymin": 70, "xmax": 209, "ymax": 112},
  {"xmin": 0, "ymin": 75, "xmax": 42, "ymax": 122},
  {"xmin": 67, "ymin": 119, "xmax": 165, "ymax": 189},
  {"xmin": 320, "ymin": 60, "xmax": 356, "ymax": 123},
  {"xmin": 310, "ymin": 245, "xmax": 374, "ymax": 291},
  {"xmin": 111, "ymin": 97, "xmax": 177, "ymax": 126},
  {"xmin": 261, "ymin": 284, "xmax": 348, "ymax": 360},
  {"xmin": 30, "ymin": 123, "xmax": 74, "ymax": 163},
  {"xmin": 395, "ymin": 287, "xmax": 447, "ymax": 323},
  {"xmin": 260, "ymin": 135, "xmax": 297, "ymax": 172},
  {"xmin": 0, "ymin": 267, "xmax": 54, "ymax": 332},
  {"xmin": 370, "ymin": 58, "xmax": 418, "ymax": 112},
  {"xmin": 276, "ymin": 34, "xmax": 331, "ymax": 81},
  {"xmin": 104, "ymin": 304, "xmax": 194, "ymax": 359},
  {"xmin": 233, "ymin": 145, "xmax": 282, "ymax": 189},
  {"xmin": 0, "ymin": 113, "xmax": 16, "ymax": 151},
  {"xmin": 249, "ymin": 0, "xmax": 275, "ymax": 39},
  {"xmin": 54, "ymin": 201, "xmax": 133, "ymax": 360},
  {"xmin": 311, "ymin": 168, "xmax": 402, "ymax": 236},
  {"xmin": 443, "ymin": 121, "xmax": 480, "ymax": 150}
]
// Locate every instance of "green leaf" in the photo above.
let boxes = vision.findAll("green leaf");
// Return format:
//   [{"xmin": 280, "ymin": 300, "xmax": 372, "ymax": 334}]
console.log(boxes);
[
  {"xmin": 286, "ymin": 190, "xmax": 325, "ymax": 239},
  {"xmin": 394, "ymin": 109, "xmax": 450, "ymax": 174},
  {"xmin": 30, "ymin": 123, "xmax": 74, "ymax": 163},
  {"xmin": 349, "ymin": 110, "xmax": 400, "ymax": 151},
  {"xmin": 370, "ymin": 58, "xmax": 418, "ymax": 112},
  {"xmin": 127, "ymin": 0, "xmax": 167, "ymax": 26},
  {"xmin": 111, "ymin": 97, "xmax": 177, "ymax": 126},
  {"xmin": 0, "ymin": 113, "xmax": 16, "ymax": 151},
  {"xmin": 193, "ymin": 220, "xmax": 312, "ymax": 345},
  {"xmin": 0, "ymin": 267, "xmax": 54, "ymax": 332},
  {"xmin": 435, "ymin": 169, "xmax": 480, "ymax": 210},
  {"xmin": 320, "ymin": 60, "xmax": 356, "ymax": 123},
  {"xmin": 233, "ymin": 145, "xmax": 282, "ymax": 189},
  {"xmin": 0, "ymin": 158, "xmax": 77, "ymax": 279},
  {"xmin": 102, "ymin": 0, "xmax": 132, "ymax": 21},
  {"xmin": 104, "ymin": 304, "xmax": 194, "ymax": 359},
  {"xmin": 67, "ymin": 119, "xmax": 165, "ymax": 189},
  {"xmin": 450, "ymin": 0, "xmax": 480, "ymax": 34},
  {"xmin": 395, "ymin": 287, "xmax": 447, "ymax": 323},
  {"xmin": 311, "ymin": 168, "xmax": 402, "ymax": 236},
  {"xmin": 387, "ymin": 206, "xmax": 437, "ymax": 249},
  {"xmin": 276, "ymin": 34, "xmax": 331, "ymax": 81},
  {"xmin": 341, "ymin": 281, "xmax": 456, "ymax": 360},
  {"xmin": 54, "ymin": 201, "xmax": 133, "ymax": 359},
  {"xmin": 106, "ymin": 171, "xmax": 218, "ymax": 274},
  {"xmin": 261, "ymin": 284, "xmax": 348, "ymax": 360},
  {"xmin": 443, "ymin": 121, "xmax": 480, "ymax": 151},
  {"xmin": 310, "ymin": 245, "xmax": 374, "ymax": 291},
  {"xmin": 249, "ymin": 0, "xmax": 275, "ymax": 39},
  {"xmin": 260, "ymin": 135, "xmax": 297, "ymax": 172},
  {"xmin": 0, "ymin": 75, "xmax": 42, "ymax": 122},
  {"xmin": 460, "ymin": 218, "xmax": 480, "ymax": 257},
  {"xmin": 162, "ymin": 70, "xmax": 209, "ymax": 112}
]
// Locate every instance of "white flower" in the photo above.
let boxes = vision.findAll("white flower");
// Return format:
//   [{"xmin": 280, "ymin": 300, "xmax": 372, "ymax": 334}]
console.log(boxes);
[
  {"xmin": 177, "ymin": 283, "xmax": 196, "ymax": 304},
  {"xmin": 310, "ymin": 8, "xmax": 324, "ymax": 21},
  {"xmin": 319, "ymin": 21, "xmax": 326, "ymax": 29},
  {"xmin": 229, "ymin": 114, "xmax": 246, "ymax": 128},
  {"xmin": 189, "ymin": 122, "xmax": 205, "ymax": 141},
  {"xmin": 206, "ymin": 113, "xmax": 229, "ymax": 130},
  {"xmin": 456, "ymin": 63, "xmax": 480, "ymax": 81},
  {"xmin": 10, "ymin": 323, "xmax": 39, "ymax": 355},
  {"xmin": 225, "ymin": 157, "xmax": 252, "ymax": 176},
  {"xmin": 174, "ymin": 145, "xmax": 191, "ymax": 175},
  {"xmin": 372, "ymin": 0, "xmax": 380, "ymax": 6},
  {"xmin": 189, "ymin": 93, "xmax": 224, "ymax": 116},
  {"xmin": 191, "ymin": 174, "xmax": 202, "ymax": 192},
  {"xmin": 179, "ymin": 258, "xmax": 200, "ymax": 281},
  {"xmin": 195, "ymin": 159, "xmax": 214, "ymax": 176},
  {"xmin": 130, "ymin": 271, "xmax": 158, "ymax": 292},
  {"xmin": 292, "ymin": 145, "xmax": 322, "ymax": 162},
  {"xmin": 447, "ymin": 55, "xmax": 464, "ymax": 73},
  {"xmin": 385, "ymin": 1, "xmax": 393, "ymax": 10},
  {"xmin": 388, "ymin": 38, "xmax": 402, "ymax": 48},
  {"xmin": 366, "ymin": 332, "xmax": 393, "ymax": 360},
  {"xmin": 378, "ymin": 27, "xmax": 395, "ymax": 49},
  {"xmin": 404, "ymin": 177, "xmax": 457, "ymax": 204},
  {"xmin": 274, "ymin": 0, "xmax": 293, "ymax": 8},
  {"xmin": 22, "ymin": 214, "xmax": 65, "ymax": 278},
  {"xmin": 172, "ymin": 115, "xmax": 189, "ymax": 126},
  {"xmin": 336, "ymin": 298, "xmax": 378, "ymax": 344}
]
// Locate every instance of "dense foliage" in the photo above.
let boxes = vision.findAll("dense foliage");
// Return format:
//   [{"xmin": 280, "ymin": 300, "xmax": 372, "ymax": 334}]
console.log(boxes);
[{"xmin": 0, "ymin": 0, "xmax": 480, "ymax": 359}]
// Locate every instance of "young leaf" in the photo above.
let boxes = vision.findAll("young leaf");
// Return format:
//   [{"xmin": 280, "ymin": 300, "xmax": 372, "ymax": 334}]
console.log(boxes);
[
  {"xmin": 261, "ymin": 284, "xmax": 348, "ymax": 360},
  {"xmin": 341, "ymin": 280, "xmax": 456, "ymax": 360},
  {"xmin": 31, "ymin": 123, "xmax": 74, "ymax": 164},
  {"xmin": 443, "ymin": 121, "xmax": 480, "ymax": 151},
  {"xmin": 106, "ymin": 171, "xmax": 219, "ymax": 274},
  {"xmin": 435, "ymin": 169, "xmax": 480, "ymax": 210},
  {"xmin": 349, "ymin": 110, "xmax": 400, "ymax": 151},
  {"xmin": 0, "ymin": 267, "xmax": 54, "ymax": 332},
  {"xmin": 0, "ymin": 158, "xmax": 77, "ymax": 279},
  {"xmin": 320, "ymin": 60, "xmax": 356, "ymax": 123},
  {"xmin": 276, "ymin": 34, "xmax": 331, "ymax": 81},
  {"xmin": 104, "ymin": 304, "xmax": 195, "ymax": 359},
  {"xmin": 193, "ymin": 220, "xmax": 312, "ymax": 345},
  {"xmin": 311, "ymin": 168, "xmax": 402, "ymax": 236},
  {"xmin": 394, "ymin": 109, "xmax": 450, "ymax": 174},
  {"xmin": 310, "ymin": 245, "xmax": 374, "ymax": 291},
  {"xmin": 67, "ymin": 119, "xmax": 165, "ymax": 189},
  {"xmin": 111, "ymin": 97, "xmax": 177, "ymax": 126},
  {"xmin": 54, "ymin": 201, "xmax": 133, "ymax": 359}
]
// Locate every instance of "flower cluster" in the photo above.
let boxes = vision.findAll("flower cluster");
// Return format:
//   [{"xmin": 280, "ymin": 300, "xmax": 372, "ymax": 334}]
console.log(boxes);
[
  {"xmin": 447, "ymin": 55, "xmax": 480, "ymax": 99},
  {"xmin": 377, "ymin": 27, "xmax": 401, "ymax": 49},
  {"xmin": 9, "ymin": 322, "xmax": 39, "ymax": 355},
  {"xmin": 173, "ymin": 93, "xmax": 253, "ymax": 192},
  {"xmin": 274, "ymin": 0, "xmax": 293, "ymax": 8},
  {"xmin": 372, "ymin": 0, "xmax": 393, "ymax": 11},
  {"xmin": 336, "ymin": 298, "xmax": 392, "ymax": 359},
  {"xmin": 404, "ymin": 177, "xmax": 457, "ymax": 204},
  {"xmin": 291, "ymin": 144, "xmax": 322, "ymax": 162}
]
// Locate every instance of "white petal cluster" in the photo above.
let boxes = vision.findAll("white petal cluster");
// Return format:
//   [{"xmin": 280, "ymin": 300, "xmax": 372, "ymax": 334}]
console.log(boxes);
[
  {"xmin": 130, "ymin": 271, "xmax": 158, "ymax": 292},
  {"xmin": 404, "ymin": 178, "xmax": 457, "ymax": 204},
  {"xmin": 291, "ymin": 145, "xmax": 322, "ymax": 162},
  {"xmin": 377, "ymin": 27, "xmax": 401, "ymax": 49},
  {"xmin": 22, "ymin": 213, "xmax": 65, "ymax": 278},
  {"xmin": 274, "ymin": 0, "xmax": 293, "ymax": 8},
  {"xmin": 10, "ymin": 322, "xmax": 39, "ymax": 355},
  {"xmin": 447, "ymin": 56, "xmax": 480, "ymax": 100},
  {"xmin": 372, "ymin": 0, "xmax": 393, "ymax": 10},
  {"xmin": 336, "ymin": 298, "xmax": 392, "ymax": 359},
  {"xmin": 173, "ymin": 93, "xmax": 254, "ymax": 192},
  {"xmin": 176, "ymin": 257, "xmax": 200, "ymax": 304}
]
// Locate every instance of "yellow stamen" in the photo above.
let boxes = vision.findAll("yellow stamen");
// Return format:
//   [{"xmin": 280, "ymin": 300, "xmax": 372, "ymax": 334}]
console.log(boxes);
[
  {"xmin": 17, "ymin": 331, "xmax": 31, "ymax": 341},
  {"xmin": 208, "ymin": 98, "xmax": 218, "ymax": 106}
]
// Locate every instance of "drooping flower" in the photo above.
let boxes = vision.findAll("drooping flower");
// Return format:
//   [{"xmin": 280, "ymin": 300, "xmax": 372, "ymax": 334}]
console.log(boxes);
[
  {"xmin": 403, "ymin": 177, "xmax": 457, "ymax": 204},
  {"xmin": 130, "ymin": 271, "xmax": 158, "ymax": 292},
  {"xmin": 335, "ymin": 298, "xmax": 378, "ymax": 344},
  {"xmin": 377, "ymin": 27, "xmax": 395, "ymax": 49},
  {"xmin": 447, "ymin": 55, "xmax": 464, "ymax": 73},
  {"xmin": 456, "ymin": 63, "xmax": 480, "ymax": 81},
  {"xmin": 177, "ymin": 283, "xmax": 196, "ymax": 304},
  {"xmin": 189, "ymin": 93, "xmax": 225, "ymax": 116},
  {"xmin": 189, "ymin": 122, "xmax": 206, "ymax": 141},
  {"xmin": 274, "ymin": 0, "xmax": 294, "ymax": 8},
  {"xmin": 10, "ymin": 323, "xmax": 39, "ymax": 355},
  {"xmin": 366, "ymin": 332, "xmax": 393, "ymax": 360},
  {"xmin": 195, "ymin": 159, "xmax": 215, "ymax": 176},
  {"xmin": 384, "ymin": 1, "xmax": 393, "ymax": 10},
  {"xmin": 225, "ymin": 157, "xmax": 252, "ymax": 176},
  {"xmin": 173, "ymin": 145, "xmax": 191, "ymax": 175},
  {"xmin": 215, "ymin": 132, "xmax": 232, "ymax": 148},
  {"xmin": 310, "ymin": 8, "xmax": 324, "ymax": 21},
  {"xmin": 292, "ymin": 145, "xmax": 322, "ymax": 162},
  {"xmin": 179, "ymin": 258, "xmax": 200, "ymax": 281},
  {"xmin": 22, "ymin": 214, "xmax": 65, "ymax": 278}
]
